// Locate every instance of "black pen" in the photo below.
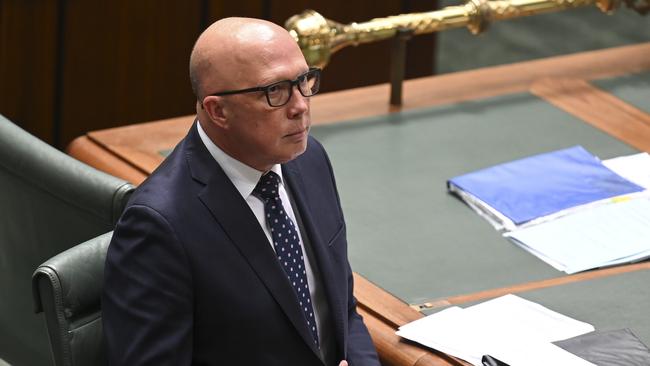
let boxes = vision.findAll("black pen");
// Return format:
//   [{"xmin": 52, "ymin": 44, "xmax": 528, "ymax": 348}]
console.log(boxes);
[{"xmin": 481, "ymin": 354, "xmax": 510, "ymax": 366}]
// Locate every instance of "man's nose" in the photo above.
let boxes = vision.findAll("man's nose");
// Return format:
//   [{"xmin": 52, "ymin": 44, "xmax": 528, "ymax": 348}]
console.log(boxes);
[{"xmin": 286, "ymin": 86, "xmax": 309, "ymax": 119}]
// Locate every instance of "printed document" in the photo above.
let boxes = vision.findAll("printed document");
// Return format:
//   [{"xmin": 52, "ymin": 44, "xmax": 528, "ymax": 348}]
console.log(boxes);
[
  {"xmin": 504, "ymin": 198, "xmax": 650, "ymax": 274},
  {"xmin": 397, "ymin": 294, "xmax": 595, "ymax": 366}
]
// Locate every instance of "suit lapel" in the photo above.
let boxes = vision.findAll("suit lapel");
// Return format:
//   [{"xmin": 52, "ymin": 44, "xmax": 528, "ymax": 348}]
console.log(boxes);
[
  {"xmin": 283, "ymin": 161, "xmax": 347, "ymax": 359},
  {"xmin": 183, "ymin": 124, "xmax": 320, "ymax": 357}
]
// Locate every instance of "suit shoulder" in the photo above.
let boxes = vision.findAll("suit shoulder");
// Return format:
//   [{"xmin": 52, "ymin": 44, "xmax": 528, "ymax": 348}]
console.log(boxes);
[
  {"xmin": 125, "ymin": 150, "xmax": 194, "ymax": 216},
  {"xmin": 306, "ymin": 135, "xmax": 326, "ymax": 153},
  {"xmin": 298, "ymin": 135, "xmax": 330, "ymax": 164}
]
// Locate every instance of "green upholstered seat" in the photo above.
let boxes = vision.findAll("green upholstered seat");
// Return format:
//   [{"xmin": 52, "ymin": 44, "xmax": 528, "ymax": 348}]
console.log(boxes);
[
  {"xmin": 0, "ymin": 116, "xmax": 133, "ymax": 365},
  {"xmin": 33, "ymin": 232, "xmax": 113, "ymax": 366}
]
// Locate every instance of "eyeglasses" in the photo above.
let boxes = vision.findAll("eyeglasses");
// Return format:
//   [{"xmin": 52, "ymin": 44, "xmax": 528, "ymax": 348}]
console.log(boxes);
[{"xmin": 204, "ymin": 68, "xmax": 321, "ymax": 108}]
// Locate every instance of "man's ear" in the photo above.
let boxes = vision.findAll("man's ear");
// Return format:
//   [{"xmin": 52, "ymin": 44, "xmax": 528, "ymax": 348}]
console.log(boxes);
[{"xmin": 202, "ymin": 96, "xmax": 229, "ymax": 129}]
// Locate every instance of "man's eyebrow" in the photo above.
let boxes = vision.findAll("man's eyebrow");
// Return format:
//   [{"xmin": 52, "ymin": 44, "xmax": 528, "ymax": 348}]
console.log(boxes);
[{"xmin": 259, "ymin": 69, "xmax": 311, "ymax": 86}]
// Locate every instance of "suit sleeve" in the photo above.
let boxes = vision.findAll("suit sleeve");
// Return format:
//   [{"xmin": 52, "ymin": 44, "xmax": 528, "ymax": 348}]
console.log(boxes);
[
  {"xmin": 102, "ymin": 204, "xmax": 193, "ymax": 366},
  {"xmin": 315, "ymin": 139, "xmax": 381, "ymax": 366},
  {"xmin": 344, "ymin": 264, "xmax": 382, "ymax": 366}
]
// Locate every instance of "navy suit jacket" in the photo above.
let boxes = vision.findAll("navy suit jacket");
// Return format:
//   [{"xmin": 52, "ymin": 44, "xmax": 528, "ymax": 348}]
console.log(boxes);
[{"xmin": 102, "ymin": 123, "xmax": 380, "ymax": 366}]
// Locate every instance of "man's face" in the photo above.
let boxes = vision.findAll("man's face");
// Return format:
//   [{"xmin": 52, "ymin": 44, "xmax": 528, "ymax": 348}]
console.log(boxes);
[{"xmin": 219, "ymin": 44, "xmax": 312, "ymax": 171}]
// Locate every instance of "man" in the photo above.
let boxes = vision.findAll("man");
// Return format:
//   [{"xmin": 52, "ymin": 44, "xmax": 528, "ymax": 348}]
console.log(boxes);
[{"xmin": 102, "ymin": 17, "xmax": 381, "ymax": 366}]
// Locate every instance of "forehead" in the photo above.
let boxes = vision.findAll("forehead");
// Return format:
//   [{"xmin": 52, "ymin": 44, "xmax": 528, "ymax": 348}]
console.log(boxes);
[
  {"xmin": 256, "ymin": 59, "xmax": 309, "ymax": 86},
  {"xmin": 237, "ymin": 36, "xmax": 308, "ymax": 85}
]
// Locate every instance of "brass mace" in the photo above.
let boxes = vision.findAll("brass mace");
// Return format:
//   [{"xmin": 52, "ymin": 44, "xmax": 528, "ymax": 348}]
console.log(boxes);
[{"xmin": 286, "ymin": 0, "xmax": 649, "ymax": 68}]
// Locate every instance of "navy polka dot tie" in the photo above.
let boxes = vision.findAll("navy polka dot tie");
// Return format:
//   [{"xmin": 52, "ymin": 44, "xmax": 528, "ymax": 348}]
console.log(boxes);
[{"xmin": 253, "ymin": 171, "xmax": 319, "ymax": 347}]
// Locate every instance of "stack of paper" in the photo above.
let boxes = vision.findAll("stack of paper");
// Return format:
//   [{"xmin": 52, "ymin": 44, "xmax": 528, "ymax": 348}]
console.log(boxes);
[
  {"xmin": 504, "ymin": 198, "xmax": 650, "ymax": 274},
  {"xmin": 447, "ymin": 147, "xmax": 650, "ymax": 273},
  {"xmin": 447, "ymin": 146, "xmax": 644, "ymax": 232},
  {"xmin": 396, "ymin": 294, "xmax": 596, "ymax": 366}
]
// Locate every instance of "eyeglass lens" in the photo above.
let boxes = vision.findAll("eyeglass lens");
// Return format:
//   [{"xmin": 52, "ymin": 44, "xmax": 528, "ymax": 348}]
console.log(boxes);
[{"xmin": 267, "ymin": 70, "xmax": 320, "ymax": 107}]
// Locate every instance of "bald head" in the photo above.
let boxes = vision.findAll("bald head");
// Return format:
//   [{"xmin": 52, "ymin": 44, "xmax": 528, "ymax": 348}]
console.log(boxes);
[{"xmin": 189, "ymin": 18, "xmax": 304, "ymax": 101}]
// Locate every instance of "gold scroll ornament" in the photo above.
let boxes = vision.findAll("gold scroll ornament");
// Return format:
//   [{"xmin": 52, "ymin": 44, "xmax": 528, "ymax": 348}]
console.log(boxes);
[{"xmin": 286, "ymin": 0, "xmax": 649, "ymax": 68}]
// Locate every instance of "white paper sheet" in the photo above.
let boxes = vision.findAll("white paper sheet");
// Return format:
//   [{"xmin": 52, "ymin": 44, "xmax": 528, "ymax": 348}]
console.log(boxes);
[
  {"xmin": 603, "ymin": 152, "xmax": 650, "ymax": 189},
  {"xmin": 504, "ymin": 198, "xmax": 650, "ymax": 274},
  {"xmin": 396, "ymin": 294, "xmax": 595, "ymax": 366}
]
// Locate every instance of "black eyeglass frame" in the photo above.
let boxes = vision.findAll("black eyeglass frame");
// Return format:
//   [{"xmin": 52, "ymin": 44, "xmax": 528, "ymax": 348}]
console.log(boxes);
[{"xmin": 203, "ymin": 67, "xmax": 321, "ymax": 108}]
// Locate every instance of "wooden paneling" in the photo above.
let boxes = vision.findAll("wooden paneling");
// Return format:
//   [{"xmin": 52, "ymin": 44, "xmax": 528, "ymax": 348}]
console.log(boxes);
[
  {"xmin": 0, "ymin": 0, "xmax": 59, "ymax": 144},
  {"xmin": 1, "ymin": 1, "xmax": 436, "ymax": 149},
  {"xmin": 205, "ymin": 0, "xmax": 266, "ymax": 20},
  {"xmin": 404, "ymin": 0, "xmax": 437, "ymax": 79},
  {"xmin": 59, "ymin": 0, "xmax": 203, "ymax": 147}
]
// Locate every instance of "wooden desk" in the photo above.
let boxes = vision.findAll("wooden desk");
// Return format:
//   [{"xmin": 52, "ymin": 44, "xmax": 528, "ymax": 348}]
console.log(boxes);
[
  {"xmin": 69, "ymin": 43, "xmax": 650, "ymax": 366},
  {"xmin": 68, "ymin": 42, "xmax": 650, "ymax": 186}
]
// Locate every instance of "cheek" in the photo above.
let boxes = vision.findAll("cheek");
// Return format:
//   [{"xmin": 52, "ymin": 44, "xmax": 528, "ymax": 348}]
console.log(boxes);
[
  {"xmin": 240, "ymin": 122, "xmax": 282, "ymax": 156},
  {"xmin": 256, "ymin": 113, "xmax": 287, "ymax": 141},
  {"xmin": 232, "ymin": 105, "xmax": 290, "ymax": 147}
]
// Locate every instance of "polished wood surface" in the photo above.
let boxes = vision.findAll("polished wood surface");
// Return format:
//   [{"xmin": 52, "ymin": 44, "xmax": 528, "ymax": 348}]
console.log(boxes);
[
  {"xmin": 359, "ymin": 306, "xmax": 461, "ymax": 366},
  {"xmin": 355, "ymin": 274, "xmax": 469, "ymax": 366},
  {"xmin": 413, "ymin": 261, "xmax": 650, "ymax": 311},
  {"xmin": 531, "ymin": 77, "xmax": 650, "ymax": 153},
  {"xmin": 311, "ymin": 42, "xmax": 650, "ymax": 124},
  {"xmin": 67, "ymin": 43, "xmax": 650, "ymax": 366}
]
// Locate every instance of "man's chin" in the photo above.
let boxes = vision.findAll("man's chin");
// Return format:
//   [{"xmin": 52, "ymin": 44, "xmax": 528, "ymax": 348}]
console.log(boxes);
[{"xmin": 278, "ymin": 142, "xmax": 308, "ymax": 164}]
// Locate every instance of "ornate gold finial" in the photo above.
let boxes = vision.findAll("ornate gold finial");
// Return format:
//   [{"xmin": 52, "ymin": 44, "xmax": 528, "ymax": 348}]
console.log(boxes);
[{"xmin": 285, "ymin": 0, "xmax": 648, "ymax": 68}]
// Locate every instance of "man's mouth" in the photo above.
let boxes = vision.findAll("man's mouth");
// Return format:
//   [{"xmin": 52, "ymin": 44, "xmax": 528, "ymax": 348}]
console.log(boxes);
[{"xmin": 285, "ymin": 126, "xmax": 309, "ymax": 138}]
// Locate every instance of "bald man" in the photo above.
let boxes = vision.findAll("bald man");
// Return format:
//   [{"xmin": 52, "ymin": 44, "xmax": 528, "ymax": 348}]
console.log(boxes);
[{"xmin": 102, "ymin": 18, "xmax": 381, "ymax": 366}]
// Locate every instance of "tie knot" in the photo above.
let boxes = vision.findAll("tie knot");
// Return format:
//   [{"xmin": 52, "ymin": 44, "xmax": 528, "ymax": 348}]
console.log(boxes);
[{"xmin": 253, "ymin": 171, "xmax": 282, "ymax": 201}]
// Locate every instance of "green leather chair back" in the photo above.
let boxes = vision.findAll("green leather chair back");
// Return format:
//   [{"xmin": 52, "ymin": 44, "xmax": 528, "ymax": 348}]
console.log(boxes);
[
  {"xmin": 0, "ymin": 116, "xmax": 134, "ymax": 365},
  {"xmin": 33, "ymin": 232, "xmax": 112, "ymax": 366}
]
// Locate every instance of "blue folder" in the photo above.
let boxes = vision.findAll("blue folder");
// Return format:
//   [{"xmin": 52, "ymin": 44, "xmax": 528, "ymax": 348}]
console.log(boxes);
[{"xmin": 448, "ymin": 146, "xmax": 644, "ymax": 226}]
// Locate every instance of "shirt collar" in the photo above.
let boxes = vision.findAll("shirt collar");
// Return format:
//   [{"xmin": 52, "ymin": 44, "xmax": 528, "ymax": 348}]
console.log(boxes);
[{"xmin": 196, "ymin": 121, "xmax": 284, "ymax": 199}]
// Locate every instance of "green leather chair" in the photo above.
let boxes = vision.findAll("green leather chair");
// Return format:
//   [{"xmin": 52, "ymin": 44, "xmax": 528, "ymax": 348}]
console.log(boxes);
[
  {"xmin": 0, "ymin": 116, "xmax": 134, "ymax": 365},
  {"xmin": 32, "ymin": 232, "xmax": 112, "ymax": 366}
]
